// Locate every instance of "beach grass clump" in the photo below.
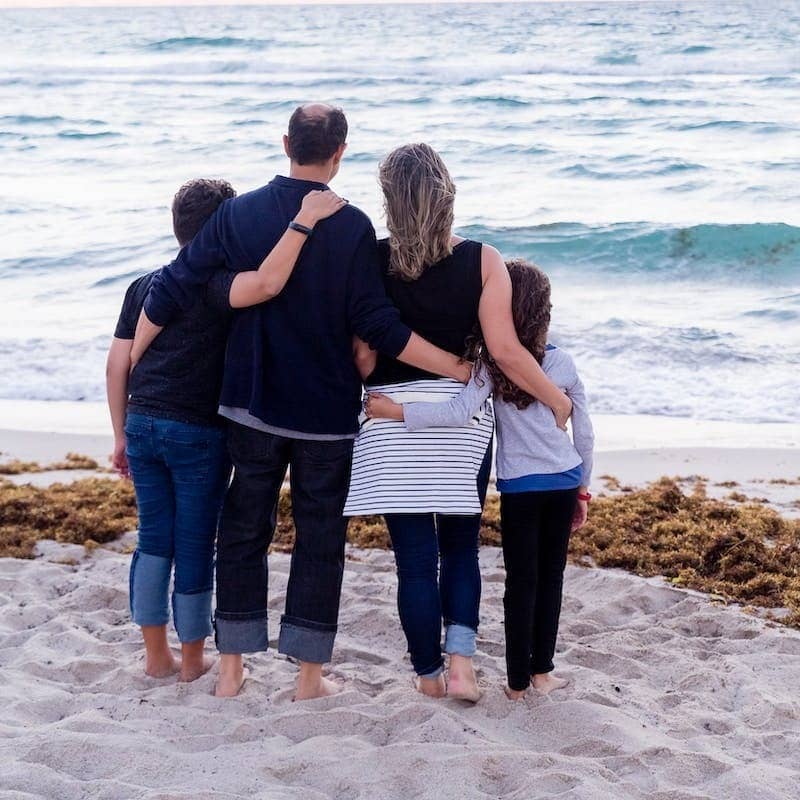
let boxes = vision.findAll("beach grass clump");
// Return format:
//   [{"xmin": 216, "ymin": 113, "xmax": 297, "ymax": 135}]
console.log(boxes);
[{"xmin": 0, "ymin": 477, "xmax": 136, "ymax": 558}]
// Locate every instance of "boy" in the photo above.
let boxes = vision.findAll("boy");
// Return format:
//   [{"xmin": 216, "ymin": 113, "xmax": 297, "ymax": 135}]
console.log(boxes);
[{"xmin": 106, "ymin": 178, "xmax": 345, "ymax": 681}]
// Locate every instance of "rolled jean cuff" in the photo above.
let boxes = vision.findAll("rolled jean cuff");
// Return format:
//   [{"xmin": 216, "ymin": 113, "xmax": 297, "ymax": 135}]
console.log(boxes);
[
  {"xmin": 172, "ymin": 589, "xmax": 213, "ymax": 643},
  {"xmin": 278, "ymin": 616, "xmax": 336, "ymax": 664},
  {"xmin": 419, "ymin": 666, "xmax": 444, "ymax": 679},
  {"xmin": 444, "ymin": 623, "xmax": 477, "ymax": 657},
  {"xmin": 214, "ymin": 611, "xmax": 269, "ymax": 654},
  {"xmin": 130, "ymin": 550, "xmax": 171, "ymax": 627}
]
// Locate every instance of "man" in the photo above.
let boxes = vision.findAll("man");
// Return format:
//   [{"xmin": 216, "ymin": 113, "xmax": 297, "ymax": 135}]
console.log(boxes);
[{"xmin": 133, "ymin": 103, "xmax": 470, "ymax": 699}]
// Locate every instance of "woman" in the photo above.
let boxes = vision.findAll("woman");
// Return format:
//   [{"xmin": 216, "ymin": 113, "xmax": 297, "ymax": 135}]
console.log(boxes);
[{"xmin": 344, "ymin": 144, "xmax": 571, "ymax": 701}]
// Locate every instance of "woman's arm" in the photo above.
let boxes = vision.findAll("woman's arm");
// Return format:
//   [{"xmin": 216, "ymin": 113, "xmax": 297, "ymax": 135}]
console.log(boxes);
[
  {"xmin": 105, "ymin": 336, "xmax": 133, "ymax": 477},
  {"xmin": 478, "ymin": 245, "xmax": 572, "ymax": 428},
  {"xmin": 228, "ymin": 190, "xmax": 347, "ymax": 308}
]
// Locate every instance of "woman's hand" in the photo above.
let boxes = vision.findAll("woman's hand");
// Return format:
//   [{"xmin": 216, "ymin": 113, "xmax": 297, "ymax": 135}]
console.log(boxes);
[
  {"xmin": 111, "ymin": 436, "xmax": 130, "ymax": 479},
  {"xmin": 294, "ymin": 190, "xmax": 348, "ymax": 229},
  {"xmin": 571, "ymin": 497, "xmax": 588, "ymax": 532},
  {"xmin": 365, "ymin": 392, "xmax": 404, "ymax": 421}
]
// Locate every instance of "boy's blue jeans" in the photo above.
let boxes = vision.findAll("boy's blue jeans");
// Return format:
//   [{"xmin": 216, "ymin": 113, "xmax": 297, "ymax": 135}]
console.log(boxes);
[{"xmin": 125, "ymin": 413, "xmax": 229, "ymax": 643}]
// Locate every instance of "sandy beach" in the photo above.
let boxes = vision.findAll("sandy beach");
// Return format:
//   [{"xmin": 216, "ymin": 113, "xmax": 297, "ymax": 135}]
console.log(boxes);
[{"xmin": 1, "ymin": 404, "xmax": 799, "ymax": 798}]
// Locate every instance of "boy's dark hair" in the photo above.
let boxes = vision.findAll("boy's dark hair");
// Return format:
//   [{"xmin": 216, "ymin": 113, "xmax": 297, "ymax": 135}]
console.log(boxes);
[
  {"xmin": 172, "ymin": 178, "xmax": 236, "ymax": 246},
  {"xmin": 287, "ymin": 105, "xmax": 348, "ymax": 166},
  {"xmin": 468, "ymin": 259, "xmax": 552, "ymax": 410}
]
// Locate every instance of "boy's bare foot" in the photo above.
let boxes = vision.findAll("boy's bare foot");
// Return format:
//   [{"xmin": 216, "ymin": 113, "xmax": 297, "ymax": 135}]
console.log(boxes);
[
  {"xmin": 447, "ymin": 654, "xmax": 481, "ymax": 703},
  {"xmin": 413, "ymin": 673, "xmax": 447, "ymax": 698},
  {"xmin": 294, "ymin": 675, "xmax": 341, "ymax": 702},
  {"xmin": 180, "ymin": 655, "xmax": 216, "ymax": 683},
  {"xmin": 142, "ymin": 625, "xmax": 179, "ymax": 678},
  {"xmin": 215, "ymin": 654, "xmax": 247, "ymax": 698},
  {"xmin": 145, "ymin": 651, "xmax": 179, "ymax": 678},
  {"xmin": 504, "ymin": 686, "xmax": 527, "ymax": 702},
  {"xmin": 532, "ymin": 673, "xmax": 569, "ymax": 695},
  {"xmin": 179, "ymin": 639, "xmax": 215, "ymax": 683}
]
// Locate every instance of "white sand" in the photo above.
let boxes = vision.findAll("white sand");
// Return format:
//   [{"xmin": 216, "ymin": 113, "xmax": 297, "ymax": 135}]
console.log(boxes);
[{"xmin": 1, "ymin": 540, "xmax": 799, "ymax": 799}]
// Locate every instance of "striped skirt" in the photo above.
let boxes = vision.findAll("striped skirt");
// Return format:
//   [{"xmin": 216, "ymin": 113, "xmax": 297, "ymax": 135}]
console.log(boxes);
[{"xmin": 343, "ymin": 378, "xmax": 494, "ymax": 516}]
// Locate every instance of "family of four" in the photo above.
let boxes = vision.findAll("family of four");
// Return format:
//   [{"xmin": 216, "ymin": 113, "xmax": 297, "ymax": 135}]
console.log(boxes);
[{"xmin": 106, "ymin": 103, "xmax": 594, "ymax": 703}]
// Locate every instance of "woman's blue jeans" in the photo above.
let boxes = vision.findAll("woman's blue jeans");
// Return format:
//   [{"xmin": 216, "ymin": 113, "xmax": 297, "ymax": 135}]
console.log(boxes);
[
  {"xmin": 384, "ymin": 442, "xmax": 492, "ymax": 677},
  {"xmin": 125, "ymin": 413, "xmax": 229, "ymax": 643}
]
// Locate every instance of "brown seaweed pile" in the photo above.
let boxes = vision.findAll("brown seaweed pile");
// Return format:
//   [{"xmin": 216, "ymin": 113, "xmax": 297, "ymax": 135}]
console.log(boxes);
[
  {"xmin": 0, "ymin": 477, "xmax": 136, "ymax": 558},
  {"xmin": 0, "ymin": 452, "xmax": 101, "ymax": 475},
  {"xmin": 1, "ymin": 473, "xmax": 798, "ymax": 627}
]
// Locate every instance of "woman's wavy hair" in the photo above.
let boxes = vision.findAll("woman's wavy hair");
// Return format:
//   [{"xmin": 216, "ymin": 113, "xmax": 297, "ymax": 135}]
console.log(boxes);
[
  {"xmin": 468, "ymin": 259, "xmax": 552, "ymax": 410},
  {"xmin": 379, "ymin": 143, "xmax": 455, "ymax": 281}
]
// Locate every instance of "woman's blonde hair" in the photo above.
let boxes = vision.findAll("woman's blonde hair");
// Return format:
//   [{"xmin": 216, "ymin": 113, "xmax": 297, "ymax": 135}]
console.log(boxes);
[{"xmin": 379, "ymin": 143, "xmax": 455, "ymax": 281}]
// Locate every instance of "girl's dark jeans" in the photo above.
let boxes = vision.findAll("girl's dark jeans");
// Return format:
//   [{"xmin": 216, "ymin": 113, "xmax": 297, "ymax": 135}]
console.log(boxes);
[
  {"xmin": 500, "ymin": 487, "xmax": 578, "ymax": 691},
  {"xmin": 384, "ymin": 442, "xmax": 492, "ymax": 677}
]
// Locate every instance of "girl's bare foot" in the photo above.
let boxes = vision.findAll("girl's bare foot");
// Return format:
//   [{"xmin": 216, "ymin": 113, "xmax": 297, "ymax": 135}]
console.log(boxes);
[
  {"xmin": 294, "ymin": 675, "xmax": 341, "ymax": 701},
  {"xmin": 142, "ymin": 625, "xmax": 179, "ymax": 678},
  {"xmin": 504, "ymin": 686, "xmax": 526, "ymax": 702},
  {"xmin": 414, "ymin": 674, "xmax": 446, "ymax": 698},
  {"xmin": 532, "ymin": 673, "xmax": 569, "ymax": 695},
  {"xmin": 215, "ymin": 654, "xmax": 247, "ymax": 697},
  {"xmin": 447, "ymin": 654, "xmax": 481, "ymax": 703}
]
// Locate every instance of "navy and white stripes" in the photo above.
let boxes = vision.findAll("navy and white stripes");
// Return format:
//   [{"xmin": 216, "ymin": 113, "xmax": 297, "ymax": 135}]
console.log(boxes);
[{"xmin": 343, "ymin": 378, "xmax": 494, "ymax": 516}]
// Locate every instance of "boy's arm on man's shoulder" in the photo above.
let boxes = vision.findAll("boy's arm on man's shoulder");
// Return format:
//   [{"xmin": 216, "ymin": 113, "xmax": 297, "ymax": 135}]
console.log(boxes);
[{"xmin": 143, "ymin": 203, "xmax": 230, "ymax": 327}]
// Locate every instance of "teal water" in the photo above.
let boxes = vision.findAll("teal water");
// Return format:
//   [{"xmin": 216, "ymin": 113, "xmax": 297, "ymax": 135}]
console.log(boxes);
[{"xmin": 1, "ymin": 1, "xmax": 799, "ymax": 422}]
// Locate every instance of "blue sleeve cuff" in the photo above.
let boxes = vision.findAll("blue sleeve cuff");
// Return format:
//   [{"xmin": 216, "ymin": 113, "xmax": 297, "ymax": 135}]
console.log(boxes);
[{"xmin": 380, "ymin": 322, "xmax": 412, "ymax": 358}]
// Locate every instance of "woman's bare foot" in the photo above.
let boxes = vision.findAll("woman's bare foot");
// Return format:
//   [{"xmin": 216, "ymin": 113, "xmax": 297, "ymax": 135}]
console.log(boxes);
[
  {"xmin": 504, "ymin": 686, "xmax": 527, "ymax": 702},
  {"xmin": 215, "ymin": 654, "xmax": 247, "ymax": 697},
  {"xmin": 414, "ymin": 673, "xmax": 447, "ymax": 698},
  {"xmin": 179, "ymin": 639, "xmax": 215, "ymax": 682},
  {"xmin": 532, "ymin": 673, "xmax": 569, "ymax": 695},
  {"xmin": 142, "ymin": 625, "xmax": 179, "ymax": 678},
  {"xmin": 294, "ymin": 675, "xmax": 341, "ymax": 702},
  {"xmin": 447, "ymin": 654, "xmax": 481, "ymax": 703}
]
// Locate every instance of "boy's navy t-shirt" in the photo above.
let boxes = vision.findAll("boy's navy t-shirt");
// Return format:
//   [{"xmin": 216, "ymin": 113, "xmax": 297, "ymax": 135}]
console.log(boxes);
[{"xmin": 115, "ymin": 268, "xmax": 235, "ymax": 427}]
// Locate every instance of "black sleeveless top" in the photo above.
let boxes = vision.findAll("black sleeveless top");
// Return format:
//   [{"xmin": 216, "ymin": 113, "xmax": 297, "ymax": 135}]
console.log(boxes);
[{"xmin": 367, "ymin": 237, "xmax": 483, "ymax": 386}]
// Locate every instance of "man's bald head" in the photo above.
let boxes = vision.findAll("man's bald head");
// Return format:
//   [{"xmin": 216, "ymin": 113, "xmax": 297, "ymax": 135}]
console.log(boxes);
[{"xmin": 287, "ymin": 104, "xmax": 348, "ymax": 166}]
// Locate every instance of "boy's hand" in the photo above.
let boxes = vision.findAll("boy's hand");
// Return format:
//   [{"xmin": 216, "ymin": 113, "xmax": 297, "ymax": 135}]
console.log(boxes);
[
  {"xmin": 571, "ymin": 498, "xmax": 588, "ymax": 532},
  {"xmin": 365, "ymin": 392, "xmax": 404, "ymax": 421},
  {"xmin": 111, "ymin": 437, "xmax": 130, "ymax": 479},
  {"xmin": 295, "ymin": 190, "xmax": 348, "ymax": 228}
]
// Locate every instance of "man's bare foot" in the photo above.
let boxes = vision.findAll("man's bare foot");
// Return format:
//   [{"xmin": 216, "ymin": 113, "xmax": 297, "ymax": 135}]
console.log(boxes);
[
  {"xmin": 294, "ymin": 675, "xmax": 341, "ymax": 701},
  {"xmin": 414, "ymin": 674, "xmax": 447, "ymax": 698},
  {"xmin": 447, "ymin": 654, "xmax": 481, "ymax": 702},
  {"xmin": 215, "ymin": 654, "xmax": 247, "ymax": 698},
  {"xmin": 532, "ymin": 673, "xmax": 569, "ymax": 695},
  {"xmin": 504, "ymin": 685, "xmax": 526, "ymax": 702},
  {"xmin": 145, "ymin": 651, "xmax": 179, "ymax": 678}
]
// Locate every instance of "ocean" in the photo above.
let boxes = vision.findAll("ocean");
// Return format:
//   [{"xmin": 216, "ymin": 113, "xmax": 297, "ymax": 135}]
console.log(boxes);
[{"xmin": 1, "ymin": 1, "xmax": 798, "ymax": 424}]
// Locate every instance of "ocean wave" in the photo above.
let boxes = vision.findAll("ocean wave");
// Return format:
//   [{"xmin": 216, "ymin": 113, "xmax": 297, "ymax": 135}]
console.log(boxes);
[
  {"xmin": 459, "ymin": 222, "xmax": 800, "ymax": 283},
  {"xmin": 146, "ymin": 36, "xmax": 272, "ymax": 51}
]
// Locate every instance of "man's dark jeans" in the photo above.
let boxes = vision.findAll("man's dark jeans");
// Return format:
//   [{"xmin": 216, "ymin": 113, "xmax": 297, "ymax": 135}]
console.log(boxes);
[{"xmin": 214, "ymin": 420, "xmax": 354, "ymax": 664}]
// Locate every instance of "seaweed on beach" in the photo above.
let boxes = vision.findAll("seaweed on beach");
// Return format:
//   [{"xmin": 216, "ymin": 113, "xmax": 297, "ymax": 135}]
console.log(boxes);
[
  {"xmin": 0, "ymin": 477, "xmax": 136, "ymax": 558},
  {"xmin": 569, "ymin": 477, "xmax": 800, "ymax": 627},
  {"xmin": 2, "ymin": 473, "xmax": 798, "ymax": 628},
  {"xmin": 0, "ymin": 452, "xmax": 101, "ymax": 475}
]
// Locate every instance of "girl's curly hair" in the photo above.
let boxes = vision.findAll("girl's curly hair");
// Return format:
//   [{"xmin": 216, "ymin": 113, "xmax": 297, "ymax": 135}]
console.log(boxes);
[{"xmin": 468, "ymin": 258, "xmax": 552, "ymax": 410}]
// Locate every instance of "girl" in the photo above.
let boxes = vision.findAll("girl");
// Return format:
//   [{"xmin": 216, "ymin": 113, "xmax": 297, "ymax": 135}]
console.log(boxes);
[{"xmin": 366, "ymin": 259, "xmax": 593, "ymax": 699}]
